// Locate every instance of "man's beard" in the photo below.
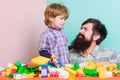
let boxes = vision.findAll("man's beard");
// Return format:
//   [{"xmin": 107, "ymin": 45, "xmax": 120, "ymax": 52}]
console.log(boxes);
[{"xmin": 71, "ymin": 33, "xmax": 92, "ymax": 52}]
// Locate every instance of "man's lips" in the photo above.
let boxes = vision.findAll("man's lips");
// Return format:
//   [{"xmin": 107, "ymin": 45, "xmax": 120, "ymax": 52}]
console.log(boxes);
[{"xmin": 78, "ymin": 34, "xmax": 84, "ymax": 39}]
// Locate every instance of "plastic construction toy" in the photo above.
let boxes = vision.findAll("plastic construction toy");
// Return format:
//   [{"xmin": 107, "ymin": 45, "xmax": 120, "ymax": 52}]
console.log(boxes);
[
  {"xmin": 31, "ymin": 56, "xmax": 50, "ymax": 65},
  {"xmin": 83, "ymin": 68, "xmax": 98, "ymax": 77},
  {"xmin": 117, "ymin": 64, "xmax": 120, "ymax": 70},
  {"xmin": 26, "ymin": 63, "xmax": 39, "ymax": 74},
  {"xmin": 48, "ymin": 55, "xmax": 63, "ymax": 68},
  {"xmin": 71, "ymin": 62, "xmax": 80, "ymax": 71},
  {"xmin": 64, "ymin": 67, "xmax": 77, "ymax": 80},
  {"xmin": 39, "ymin": 65, "xmax": 50, "ymax": 78}
]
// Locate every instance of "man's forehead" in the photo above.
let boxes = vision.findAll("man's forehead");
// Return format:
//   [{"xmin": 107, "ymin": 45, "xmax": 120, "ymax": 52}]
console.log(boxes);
[{"xmin": 82, "ymin": 23, "xmax": 94, "ymax": 29}]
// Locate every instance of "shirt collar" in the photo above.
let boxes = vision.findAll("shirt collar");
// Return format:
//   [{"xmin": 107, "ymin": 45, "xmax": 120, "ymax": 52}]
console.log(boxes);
[
  {"xmin": 49, "ymin": 26, "xmax": 62, "ymax": 31},
  {"xmin": 79, "ymin": 52, "xmax": 85, "ymax": 57},
  {"xmin": 90, "ymin": 45, "xmax": 99, "ymax": 57}
]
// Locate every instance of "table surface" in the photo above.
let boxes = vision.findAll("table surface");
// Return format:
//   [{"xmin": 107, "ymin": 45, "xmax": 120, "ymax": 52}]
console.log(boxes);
[{"xmin": 1, "ymin": 76, "xmax": 120, "ymax": 80}]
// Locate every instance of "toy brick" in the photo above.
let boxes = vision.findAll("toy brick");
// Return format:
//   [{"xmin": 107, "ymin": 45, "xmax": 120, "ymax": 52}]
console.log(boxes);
[
  {"xmin": 64, "ymin": 67, "xmax": 77, "ymax": 80},
  {"xmin": 83, "ymin": 68, "xmax": 98, "ymax": 77},
  {"xmin": 76, "ymin": 74, "xmax": 85, "ymax": 77},
  {"xmin": 39, "ymin": 65, "xmax": 50, "ymax": 78},
  {"xmin": 17, "ymin": 66, "xmax": 25, "ymax": 74},
  {"xmin": 31, "ymin": 56, "xmax": 50, "ymax": 65},
  {"xmin": 117, "ymin": 64, "xmax": 120, "ymax": 70},
  {"xmin": 116, "ymin": 74, "xmax": 120, "ymax": 77},
  {"xmin": 8, "ymin": 73, "xmax": 14, "ymax": 78},
  {"xmin": 11, "ymin": 69, "xmax": 17, "ymax": 74},
  {"xmin": 23, "ymin": 67, "xmax": 30, "ymax": 74},
  {"xmin": 15, "ymin": 61, "xmax": 21, "ymax": 67}
]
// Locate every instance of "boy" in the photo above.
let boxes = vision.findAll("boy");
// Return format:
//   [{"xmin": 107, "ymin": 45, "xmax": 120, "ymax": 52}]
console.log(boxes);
[{"xmin": 38, "ymin": 3, "xmax": 70, "ymax": 64}]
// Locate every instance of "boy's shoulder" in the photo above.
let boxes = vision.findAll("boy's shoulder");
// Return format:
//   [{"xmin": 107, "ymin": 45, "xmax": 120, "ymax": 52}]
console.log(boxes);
[
  {"xmin": 41, "ymin": 28, "xmax": 51, "ymax": 34},
  {"xmin": 41, "ymin": 28, "xmax": 55, "ymax": 36}
]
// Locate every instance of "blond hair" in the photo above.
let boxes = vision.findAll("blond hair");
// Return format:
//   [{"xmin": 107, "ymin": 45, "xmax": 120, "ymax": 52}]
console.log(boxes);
[{"xmin": 44, "ymin": 3, "xmax": 69, "ymax": 26}]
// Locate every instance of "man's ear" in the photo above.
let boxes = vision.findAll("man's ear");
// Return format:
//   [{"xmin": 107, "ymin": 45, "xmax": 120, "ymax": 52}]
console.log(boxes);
[{"xmin": 93, "ymin": 34, "xmax": 100, "ymax": 41}]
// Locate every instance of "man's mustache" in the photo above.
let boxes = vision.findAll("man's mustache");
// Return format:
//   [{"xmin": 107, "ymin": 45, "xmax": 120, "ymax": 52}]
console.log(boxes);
[{"xmin": 77, "ymin": 33, "xmax": 84, "ymax": 39}]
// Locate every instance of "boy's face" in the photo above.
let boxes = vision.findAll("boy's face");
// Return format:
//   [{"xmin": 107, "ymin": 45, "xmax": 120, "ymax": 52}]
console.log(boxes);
[{"xmin": 50, "ymin": 15, "xmax": 65, "ymax": 30}]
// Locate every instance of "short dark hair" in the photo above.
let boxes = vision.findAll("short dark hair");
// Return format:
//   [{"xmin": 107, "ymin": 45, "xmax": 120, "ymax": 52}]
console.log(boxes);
[{"xmin": 82, "ymin": 18, "xmax": 107, "ymax": 44}]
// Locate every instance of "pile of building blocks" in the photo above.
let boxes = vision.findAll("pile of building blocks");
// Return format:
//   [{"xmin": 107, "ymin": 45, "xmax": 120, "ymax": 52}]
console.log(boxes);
[{"xmin": 1, "ymin": 56, "xmax": 120, "ymax": 79}]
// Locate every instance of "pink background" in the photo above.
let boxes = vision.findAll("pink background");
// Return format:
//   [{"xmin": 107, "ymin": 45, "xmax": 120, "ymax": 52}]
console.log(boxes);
[{"xmin": 0, "ymin": 0, "xmax": 47, "ymax": 67}]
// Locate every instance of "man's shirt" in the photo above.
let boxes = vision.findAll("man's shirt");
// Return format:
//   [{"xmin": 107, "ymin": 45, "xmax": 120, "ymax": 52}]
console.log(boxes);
[{"xmin": 69, "ymin": 45, "xmax": 120, "ymax": 64}]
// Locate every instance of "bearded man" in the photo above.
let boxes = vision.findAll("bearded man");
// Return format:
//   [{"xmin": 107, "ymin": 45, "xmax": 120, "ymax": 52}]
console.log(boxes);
[{"xmin": 69, "ymin": 18, "xmax": 120, "ymax": 65}]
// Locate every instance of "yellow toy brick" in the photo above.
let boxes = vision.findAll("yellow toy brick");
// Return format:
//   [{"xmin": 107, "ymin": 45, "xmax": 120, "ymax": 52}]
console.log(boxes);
[
  {"xmin": 108, "ymin": 64, "xmax": 117, "ymax": 72},
  {"xmin": 86, "ymin": 60, "xmax": 96, "ymax": 69},
  {"xmin": 5, "ymin": 67, "xmax": 11, "ymax": 76},
  {"xmin": 27, "ymin": 72, "xmax": 34, "ymax": 78},
  {"xmin": 12, "ymin": 65, "xmax": 18, "ymax": 69},
  {"xmin": 31, "ymin": 56, "xmax": 50, "ymax": 65},
  {"xmin": 95, "ymin": 63, "xmax": 104, "ymax": 67},
  {"xmin": 64, "ymin": 67, "xmax": 77, "ymax": 80},
  {"xmin": 97, "ymin": 66, "xmax": 107, "ymax": 79},
  {"xmin": 76, "ymin": 68, "xmax": 84, "ymax": 74}
]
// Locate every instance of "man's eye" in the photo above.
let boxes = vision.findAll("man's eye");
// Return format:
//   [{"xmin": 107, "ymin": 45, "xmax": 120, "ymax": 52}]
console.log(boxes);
[{"xmin": 84, "ymin": 28, "xmax": 87, "ymax": 31}]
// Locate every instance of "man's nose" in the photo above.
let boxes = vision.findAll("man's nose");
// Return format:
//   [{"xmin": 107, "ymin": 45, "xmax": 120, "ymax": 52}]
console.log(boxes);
[{"xmin": 79, "ymin": 29, "xmax": 83, "ymax": 34}]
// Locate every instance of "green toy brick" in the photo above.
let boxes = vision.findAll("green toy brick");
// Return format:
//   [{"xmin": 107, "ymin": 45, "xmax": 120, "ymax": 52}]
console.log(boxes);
[
  {"xmin": 117, "ymin": 64, "xmax": 120, "ymax": 70},
  {"xmin": 15, "ymin": 61, "xmax": 21, "ymax": 67},
  {"xmin": 73, "ymin": 62, "xmax": 80, "ymax": 70},
  {"xmin": 83, "ymin": 68, "xmax": 98, "ymax": 77},
  {"xmin": 8, "ymin": 73, "xmax": 14, "ymax": 78},
  {"xmin": 17, "ymin": 66, "xmax": 25, "ymax": 74}
]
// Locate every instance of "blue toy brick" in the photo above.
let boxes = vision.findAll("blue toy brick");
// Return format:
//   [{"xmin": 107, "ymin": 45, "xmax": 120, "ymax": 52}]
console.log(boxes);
[{"xmin": 39, "ymin": 65, "xmax": 49, "ymax": 78}]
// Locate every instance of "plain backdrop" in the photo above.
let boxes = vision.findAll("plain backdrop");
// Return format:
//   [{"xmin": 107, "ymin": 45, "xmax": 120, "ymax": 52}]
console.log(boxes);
[{"xmin": 0, "ymin": 0, "xmax": 47, "ymax": 67}]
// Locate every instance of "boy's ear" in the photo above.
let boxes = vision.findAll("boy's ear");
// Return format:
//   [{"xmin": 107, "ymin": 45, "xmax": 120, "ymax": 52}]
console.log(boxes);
[{"xmin": 49, "ymin": 17, "xmax": 54, "ymax": 21}]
